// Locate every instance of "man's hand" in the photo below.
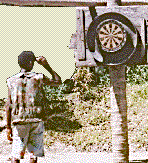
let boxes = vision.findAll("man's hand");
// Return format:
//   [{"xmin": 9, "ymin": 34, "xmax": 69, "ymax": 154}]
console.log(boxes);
[
  {"xmin": 36, "ymin": 56, "xmax": 49, "ymax": 67},
  {"xmin": 36, "ymin": 56, "xmax": 62, "ymax": 85},
  {"xmin": 7, "ymin": 128, "xmax": 13, "ymax": 142},
  {"xmin": 36, "ymin": 56, "xmax": 55, "ymax": 77}
]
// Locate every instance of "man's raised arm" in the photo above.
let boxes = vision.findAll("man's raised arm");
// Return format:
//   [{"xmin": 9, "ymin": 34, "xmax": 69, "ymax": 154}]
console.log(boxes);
[{"xmin": 36, "ymin": 56, "xmax": 62, "ymax": 86}]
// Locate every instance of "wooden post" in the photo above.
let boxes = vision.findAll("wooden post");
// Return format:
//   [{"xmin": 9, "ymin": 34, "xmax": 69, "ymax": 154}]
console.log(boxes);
[
  {"xmin": 109, "ymin": 66, "xmax": 129, "ymax": 162},
  {"xmin": 107, "ymin": 1, "xmax": 129, "ymax": 162}
]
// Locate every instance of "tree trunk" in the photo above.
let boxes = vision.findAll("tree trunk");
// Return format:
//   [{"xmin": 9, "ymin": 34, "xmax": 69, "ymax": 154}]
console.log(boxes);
[{"xmin": 109, "ymin": 65, "xmax": 129, "ymax": 163}]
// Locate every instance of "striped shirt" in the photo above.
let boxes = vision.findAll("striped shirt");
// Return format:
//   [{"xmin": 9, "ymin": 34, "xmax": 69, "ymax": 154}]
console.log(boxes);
[{"xmin": 6, "ymin": 72, "xmax": 45, "ymax": 124}]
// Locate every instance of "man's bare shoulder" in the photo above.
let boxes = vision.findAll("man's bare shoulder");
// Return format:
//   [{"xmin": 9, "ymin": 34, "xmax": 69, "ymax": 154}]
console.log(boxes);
[
  {"xmin": 33, "ymin": 72, "xmax": 44, "ymax": 80},
  {"xmin": 7, "ymin": 73, "xmax": 22, "ymax": 80},
  {"xmin": 6, "ymin": 72, "xmax": 44, "ymax": 86},
  {"xmin": 6, "ymin": 71, "xmax": 60, "ymax": 86},
  {"xmin": 7, "ymin": 72, "xmax": 43, "ymax": 80},
  {"xmin": 6, "ymin": 72, "xmax": 23, "ymax": 84}
]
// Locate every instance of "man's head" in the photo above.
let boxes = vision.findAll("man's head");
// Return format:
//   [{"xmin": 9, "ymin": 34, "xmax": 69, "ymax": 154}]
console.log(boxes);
[{"xmin": 18, "ymin": 51, "xmax": 36, "ymax": 71}]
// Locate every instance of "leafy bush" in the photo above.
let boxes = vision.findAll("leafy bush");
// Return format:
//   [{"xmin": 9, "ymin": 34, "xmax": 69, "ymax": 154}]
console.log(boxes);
[
  {"xmin": 72, "ymin": 67, "xmax": 96, "ymax": 92},
  {"xmin": 43, "ymin": 84, "xmax": 70, "ymax": 117},
  {"xmin": 72, "ymin": 67, "xmax": 107, "ymax": 102},
  {"xmin": 95, "ymin": 65, "xmax": 148, "ymax": 85},
  {"xmin": 126, "ymin": 65, "xmax": 148, "ymax": 84},
  {"xmin": 75, "ymin": 65, "xmax": 148, "ymax": 86},
  {"xmin": 94, "ymin": 66, "xmax": 110, "ymax": 86}
]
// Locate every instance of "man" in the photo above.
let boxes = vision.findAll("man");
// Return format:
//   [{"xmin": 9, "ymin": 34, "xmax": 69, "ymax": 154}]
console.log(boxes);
[{"xmin": 5, "ymin": 51, "xmax": 62, "ymax": 163}]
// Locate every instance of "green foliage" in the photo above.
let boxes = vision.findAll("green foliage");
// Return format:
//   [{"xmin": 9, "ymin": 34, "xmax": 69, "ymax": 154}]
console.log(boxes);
[
  {"xmin": 42, "ymin": 84, "xmax": 69, "ymax": 121},
  {"xmin": 73, "ymin": 125, "xmax": 112, "ymax": 152},
  {"xmin": 95, "ymin": 66, "xmax": 110, "ymax": 86},
  {"xmin": 43, "ymin": 79, "xmax": 75, "ymax": 102},
  {"xmin": 67, "ymin": 94, "xmax": 110, "ymax": 126},
  {"xmin": 42, "ymin": 65, "xmax": 148, "ymax": 152},
  {"xmin": 72, "ymin": 67, "xmax": 95, "ymax": 92},
  {"xmin": 73, "ymin": 65, "xmax": 148, "ymax": 86},
  {"xmin": 126, "ymin": 65, "xmax": 148, "ymax": 84},
  {"xmin": 43, "ymin": 85, "xmax": 65, "ymax": 102},
  {"xmin": 72, "ymin": 65, "xmax": 148, "ymax": 89},
  {"xmin": 72, "ymin": 67, "xmax": 106, "ymax": 102}
]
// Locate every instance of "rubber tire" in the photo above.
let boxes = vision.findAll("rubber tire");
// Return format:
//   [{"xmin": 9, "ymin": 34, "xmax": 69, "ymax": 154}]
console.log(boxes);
[{"xmin": 87, "ymin": 12, "xmax": 137, "ymax": 65}]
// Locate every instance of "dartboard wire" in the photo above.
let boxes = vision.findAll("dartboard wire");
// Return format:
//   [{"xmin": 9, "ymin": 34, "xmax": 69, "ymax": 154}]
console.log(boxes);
[
  {"xmin": 99, "ymin": 34, "xmax": 110, "ymax": 39},
  {"xmin": 113, "ymin": 37, "xmax": 121, "ymax": 45},
  {"xmin": 113, "ymin": 27, "xmax": 122, "ymax": 35},
  {"xmin": 101, "ymin": 37, "xmax": 110, "ymax": 46},
  {"xmin": 105, "ymin": 24, "xmax": 111, "ymax": 34},
  {"xmin": 112, "ymin": 38, "xmax": 117, "ymax": 49},
  {"xmin": 111, "ymin": 23, "xmax": 116, "ymax": 34},
  {"xmin": 100, "ymin": 28, "xmax": 109, "ymax": 35},
  {"xmin": 114, "ymin": 34, "xmax": 124, "ymax": 39},
  {"xmin": 106, "ymin": 38, "xmax": 111, "ymax": 49}
]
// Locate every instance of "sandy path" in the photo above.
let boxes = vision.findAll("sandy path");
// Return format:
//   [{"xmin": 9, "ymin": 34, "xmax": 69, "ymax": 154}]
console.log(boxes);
[{"xmin": 0, "ymin": 129, "xmax": 148, "ymax": 163}]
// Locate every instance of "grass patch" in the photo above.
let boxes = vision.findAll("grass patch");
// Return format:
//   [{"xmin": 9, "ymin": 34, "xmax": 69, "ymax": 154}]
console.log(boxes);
[
  {"xmin": 0, "ymin": 83, "xmax": 147, "ymax": 152},
  {"xmin": 43, "ymin": 83, "xmax": 148, "ymax": 152},
  {"xmin": 127, "ymin": 83, "xmax": 148, "ymax": 151}
]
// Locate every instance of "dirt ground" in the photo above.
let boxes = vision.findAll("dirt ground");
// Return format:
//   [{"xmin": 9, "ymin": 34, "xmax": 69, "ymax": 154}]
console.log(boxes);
[{"xmin": 0, "ymin": 128, "xmax": 148, "ymax": 163}]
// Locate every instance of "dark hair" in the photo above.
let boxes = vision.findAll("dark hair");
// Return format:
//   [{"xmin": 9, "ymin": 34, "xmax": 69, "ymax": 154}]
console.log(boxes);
[{"xmin": 18, "ymin": 51, "xmax": 36, "ymax": 70}]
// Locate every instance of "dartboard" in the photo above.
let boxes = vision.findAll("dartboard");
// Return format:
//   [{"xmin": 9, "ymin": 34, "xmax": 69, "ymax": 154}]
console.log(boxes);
[{"xmin": 96, "ymin": 20, "xmax": 126, "ymax": 52}]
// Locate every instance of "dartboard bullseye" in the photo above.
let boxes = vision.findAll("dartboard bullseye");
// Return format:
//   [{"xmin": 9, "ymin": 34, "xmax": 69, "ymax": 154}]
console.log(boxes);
[{"xmin": 96, "ymin": 20, "xmax": 127, "ymax": 52}]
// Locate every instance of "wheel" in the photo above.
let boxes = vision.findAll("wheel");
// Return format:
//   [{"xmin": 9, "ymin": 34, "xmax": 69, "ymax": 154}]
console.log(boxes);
[{"xmin": 87, "ymin": 12, "xmax": 137, "ymax": 65}]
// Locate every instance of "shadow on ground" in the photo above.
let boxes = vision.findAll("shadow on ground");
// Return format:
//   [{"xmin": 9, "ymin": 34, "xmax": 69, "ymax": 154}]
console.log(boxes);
[
  {"xmin": 44, "ymin": 116, "xmax": 82, "ymax": 133},
  {"xmin": 43, "ymin": 97, "xmax": 82, "ymax": 133}
]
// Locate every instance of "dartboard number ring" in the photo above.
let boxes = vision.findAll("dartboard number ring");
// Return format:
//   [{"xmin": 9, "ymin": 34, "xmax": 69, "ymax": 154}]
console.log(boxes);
[{"xmin": 96, "ymin": 20, "xmax": 127, "ymax": 52}]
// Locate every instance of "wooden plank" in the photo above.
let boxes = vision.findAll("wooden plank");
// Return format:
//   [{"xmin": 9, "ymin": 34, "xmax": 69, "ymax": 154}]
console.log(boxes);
[
  {"xmin": 141, "ymin": 18, "xmax": 146, "ymax": 51},
  {"xmin": 76, "ymin": 10, "xmax": 86, "ymax": 61},
  {"xmin": 83, "ymin": 6, "xmax": 148, "ymax": 29},
  {"xmin": 75, "ymin": 50, "xmax": 97, "ymax": 67},
  {"xmin": 0, "ymin": 0, "xmax": 148, "ymax": 7},
  {"xmin": 146, "ymin": 20, "xmax": 148, "ymax": 63},
  {"xmin": 75, "ymin": 5, "xmax": 148, "ymax": 66}
]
